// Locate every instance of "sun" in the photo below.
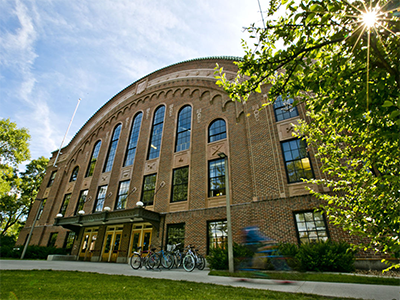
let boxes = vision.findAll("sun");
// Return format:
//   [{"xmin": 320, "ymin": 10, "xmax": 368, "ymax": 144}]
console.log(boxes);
[{"xmin": 362, "ymin": 10, "xmax": 378, "ymax": 28}]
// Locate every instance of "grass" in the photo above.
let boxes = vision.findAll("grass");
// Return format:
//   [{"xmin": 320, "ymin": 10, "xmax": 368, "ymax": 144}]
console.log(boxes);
[
  {"xmin": 0, "ymin": 270, "xmax": 359, "ymax": 300},
  {"xmin": 209, "ymin": 270, "xmax": 400, "ymax": 286}
]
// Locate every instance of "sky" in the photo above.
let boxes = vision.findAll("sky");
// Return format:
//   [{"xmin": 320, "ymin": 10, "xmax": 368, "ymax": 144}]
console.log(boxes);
[{"xmin": 0, "ymin": 0, "xmax": 266, "ymax": 167}]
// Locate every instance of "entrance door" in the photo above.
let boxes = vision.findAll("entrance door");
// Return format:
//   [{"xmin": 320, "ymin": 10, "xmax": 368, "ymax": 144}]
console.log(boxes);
[
  {"xmin": 79, "ymin": 227, "xmax": 99, "ymax": 261},
  {"xmin": 101, "ymin": 226, "xmax": 123, "ymax": 262},
  {"xmin": 129, "ymin": 223, "xmax": 153, "ymax": 256}
]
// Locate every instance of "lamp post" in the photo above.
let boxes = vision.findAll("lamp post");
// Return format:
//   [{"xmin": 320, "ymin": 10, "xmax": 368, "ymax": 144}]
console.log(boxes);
[
  {"xmin": 218, "ymin": 152, "xmax": 234, "ymax": 273},
  {"xmin": 21, "ymin": 198, "xmax": 44, "ymax": 259}
]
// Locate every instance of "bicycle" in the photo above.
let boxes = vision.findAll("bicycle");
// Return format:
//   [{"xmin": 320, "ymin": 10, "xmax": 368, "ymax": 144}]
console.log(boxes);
[
  {"xmin": 130, "ymin": 245, "xmax": 160, "ymax": 270},
  {"xmin": 156, "ymin": 246, "xmax": 174, "ymax": 269},
  {"xmin": 182, "ymin": 245, "xmax": 205, "ymax": 272},
  {"xmin": 167, "ymin": 243, "xmax": 183, "ymax": 268}
]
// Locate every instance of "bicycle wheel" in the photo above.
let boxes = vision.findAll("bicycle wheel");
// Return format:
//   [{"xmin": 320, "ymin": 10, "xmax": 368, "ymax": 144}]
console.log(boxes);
[
  {"xmin": 161, "ymin": 252, "xmax": 174, "ymax": 269},
  {"xmin": 174, "ymin": 252, "xmax": 182, "ymax": 268},
  {"xmin": 130, "ymin": 254, "xmax": 141, "ymax": 270},
  {"xmin": 146, "ymin": 252, "xmax": 161, "ymax": 269},
  {"xmin": 196, "ymin": 254, "xmax": 206, "ymax": 270},
  {"xmin": 183, "ymin": 254, "xmax": 195, "ymax": 272}
]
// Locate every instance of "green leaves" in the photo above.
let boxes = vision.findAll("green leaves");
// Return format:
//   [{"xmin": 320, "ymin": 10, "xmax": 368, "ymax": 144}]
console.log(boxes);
[{"xmin": 215, "ymin": 0, "xmax": 400, "ymax": 270}]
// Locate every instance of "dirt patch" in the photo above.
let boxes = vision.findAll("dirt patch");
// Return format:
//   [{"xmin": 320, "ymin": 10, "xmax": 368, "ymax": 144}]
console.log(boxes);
[{"xmin": 355, "ymin": 269, "xmax": 400, "ymax": 278}]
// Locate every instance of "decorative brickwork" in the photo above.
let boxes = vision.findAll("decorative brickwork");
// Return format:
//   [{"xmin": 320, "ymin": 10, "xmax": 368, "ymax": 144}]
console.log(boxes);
[{"xmin": 17, "ymin": 57, "xmax": 377, "ymax": 263}]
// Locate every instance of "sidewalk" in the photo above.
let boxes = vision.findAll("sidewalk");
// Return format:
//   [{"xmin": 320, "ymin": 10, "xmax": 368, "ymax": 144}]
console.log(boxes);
[{"xmin": 1, "ymin": 260, "xmax": 399, "ymax": 300}]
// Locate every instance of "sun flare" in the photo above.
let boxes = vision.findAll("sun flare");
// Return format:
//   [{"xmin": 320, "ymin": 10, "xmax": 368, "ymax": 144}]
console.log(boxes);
[{"xmin": 362, "ymin": 10, "xmax": 378, "ymax": 28}]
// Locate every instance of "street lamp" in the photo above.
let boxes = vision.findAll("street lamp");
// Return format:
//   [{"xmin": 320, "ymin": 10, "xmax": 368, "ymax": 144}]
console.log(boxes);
[
  {"xmin": 21, "ymin": 198, "xmax": 45, "ymax": 259},
  {"xmin": 218, "ymin": 152, "xmax": 234, "ymax": 273}
]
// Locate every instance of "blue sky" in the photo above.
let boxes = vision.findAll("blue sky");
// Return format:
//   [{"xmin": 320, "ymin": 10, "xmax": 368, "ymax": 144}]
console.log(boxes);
[{"xmin": 0, "ymin": 0, "xmax": 264, "ymax": 165}]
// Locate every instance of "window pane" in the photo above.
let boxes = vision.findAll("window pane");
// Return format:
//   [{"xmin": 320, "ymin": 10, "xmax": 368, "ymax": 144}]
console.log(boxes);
[
  {"xmin": 208, "ymin": 119, "xmax": 226, "ymax": 143},
  {"xmin": 171, "ymin": 167, "xmax": 189, "ymax": 202},
  {"xmin": 94, "ymin": 186, "xmax": 107, "ymax": 212},
  {"xmin": 70, "ymin": 167, "xmax": 79, "ymax": 182},
  {"xmin": 59, "ymin": 194, "xmax": 71, "ymax": 216},
  {"xmin": 282, "ymin": 139, "xmax": 314, "ymax": 183},
  {"xmin": 141, "ymin": 174, "xmax": 157, "ymax": 206},
  {"xmin": 295, "ymin": 211, "xmax": 329, "ymax": 244},
  {"xmin": 86, "ymin": 141, "xmax": 101, "ymax": 177},
  {"xmin": 208, "ymin": 220, "xmax": 227, "ymax": 253},
  {"xmin": 115, "ymin": 180, "xmax": 130, "ymax": 210},
  {"xmin": 104, "ymin": 124, "xmax": 122, "ymax": 172},
  {"xmin": 124, "ymin": 113, "xmax": 143, "ymax": 167},
  {"xmin": 148, "ymin": 106, "xmax": 165, "ymax": 160},
  {"xmin": 175, "ymin": 106, "xmax": 192, "ymax": 152},
  {"xmin": 208, "ymin": 159, "xmax": 226, "ymax": 197},
  {"xmin": 167, "ymin": 223, "xmax": 185, "ymax": 249},
  {"xmin": 273, "ymin": 95, "xmax": 299, "ymax": 122},
  {"xmin": 75, "ymin": 190, "xmax": 88, "ymax": 215},
  {"xmin": 47, "ymin": 171, "xmax": 57, "ymax": 187}
]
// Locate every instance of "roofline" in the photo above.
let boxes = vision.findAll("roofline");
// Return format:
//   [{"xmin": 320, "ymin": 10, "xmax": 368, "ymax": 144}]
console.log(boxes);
[{"xmin": 54, "ymin": 56, "xmax": 242, "ymax": 155}]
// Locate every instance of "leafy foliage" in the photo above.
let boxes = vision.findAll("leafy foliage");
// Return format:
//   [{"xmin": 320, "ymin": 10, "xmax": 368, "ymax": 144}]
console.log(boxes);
[
  {"xmin": 0, "ymin": 244, "xmax": 68, "ymax": 259},
  {"xmin": 0, "ymin": 157, "xmax": 49, "ymax": 236},
  {"xmin": 0, "ymin": 118, "xmax": 31, "ymax": 196},
  {"xmin": 279, "ymin": 241, "xmax": 356, "ymax": 272},
  {"xmin": 215, "ymin": 0, "xmax": 400, "ymax": 270},
  {"xmin": 206, "ymin": 243, "xmax": 254, "ymax": 270}
]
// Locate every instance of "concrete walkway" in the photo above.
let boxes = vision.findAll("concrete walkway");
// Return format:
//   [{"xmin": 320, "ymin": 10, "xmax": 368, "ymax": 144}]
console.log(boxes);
[{"xmin": 1, "ymin": 260, "xmax": 399, "ymax": 300}]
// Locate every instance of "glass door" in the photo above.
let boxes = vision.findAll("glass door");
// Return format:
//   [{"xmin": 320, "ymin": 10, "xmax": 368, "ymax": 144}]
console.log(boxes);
[
  {"xmin": 101, "ymin": 226, "xmax": 123, "ymax": 262},
  {"xmin": 129, "ymin": 223, "xmax": 153, "ymax": 257},
  {"xmin": 79, "ymin": 227, "xmax": 98, "ymax": 261}
]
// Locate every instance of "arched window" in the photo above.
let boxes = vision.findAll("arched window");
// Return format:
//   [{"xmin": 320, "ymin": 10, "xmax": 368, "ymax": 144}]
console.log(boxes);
[
  {"xmin": 86, "ymin": 140, "xmax": 102, "ymax": 177},
  {"xmin": 69, "ymin": 166, "xmax": 79, "ymax": 182},
  {"xmin": 147, "ymin": 106, "xmax": 165, "ymax": 160},
  {"xmin": 208, "ymin": 119, "xmax": 226, "ymax": 143},
  {"xmin": 273, "ymin": 95, "xmax": 299, "ymax": 122},
  {"xmin": 103, "ymin": 124, "xmax": 122, "ymax": 172},
  {"xmin": 175, "ymin": 106, "xmax": 192, "ymax": 152},
  {"xmin": 124, "ymin": 113, "xmax": 143, "ymax": 167}
]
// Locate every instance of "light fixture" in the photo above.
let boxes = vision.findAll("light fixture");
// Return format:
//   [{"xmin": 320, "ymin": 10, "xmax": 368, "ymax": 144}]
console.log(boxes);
[
  {"xmin": 103, "ymin": 206, "xmax": 111, "ymax": 211},
  {"xmin": 218, "ymin": 152, "xmax": 227, "ymax": 159},
  {"xmin": 56, "ymin": 213, "xmax": 63, "ymax": 218},
  {"xmin": 136, "ymin": 201, "xmax": 144, "ymax": 207},
  {"xmin": 78, "ymin": 210, "xmax": 85, "ymax": 215}
]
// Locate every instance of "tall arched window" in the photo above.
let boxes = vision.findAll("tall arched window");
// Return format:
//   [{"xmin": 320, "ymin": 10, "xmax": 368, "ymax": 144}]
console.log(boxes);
[
  {"xmin": 147, "ymin": 106, "xmax": 165, "ymax": 160},
  {"xmin": 69, "ymin": 166, "xmax": 79, "ymax": 182},
  {"xmin": 103, "ymin": 124, "xmax": 122, "ymax": 172},
  {"xmin": 175, "ymin": 106, "xmax": 192, "ymax": 152},
  {"xmin": 85, "ymin": 140, "xmax": 102, "ymax": 177},
  {"xmin": 124, "ymin": 113, "xmax": 143, "ymax": 167},
  {"xmin": 208, "ymin": 119, "xmax": 226, "ymax": 143}
]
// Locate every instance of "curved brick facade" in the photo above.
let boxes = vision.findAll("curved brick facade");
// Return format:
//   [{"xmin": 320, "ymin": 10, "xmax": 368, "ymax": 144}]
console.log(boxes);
[{"xmin": 18, "ymin": 57, "xmax": 367, "ymax": 264}]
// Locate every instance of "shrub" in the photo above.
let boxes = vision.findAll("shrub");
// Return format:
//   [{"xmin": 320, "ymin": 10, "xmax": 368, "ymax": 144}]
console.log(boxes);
[
  {"xmin": 0, "ymin": 238, "xmax": 68, "ymax": 260},
  {"xmin": 0, "ymin": 235, "xmax": 16, "ymax": 247},
  {"xmin": 206, "ymin": 243, "xmax": 254, "ymax": 270},
  {"xmin": 278, "ymin": 241, "xmax": 355, "ymax": 273}
]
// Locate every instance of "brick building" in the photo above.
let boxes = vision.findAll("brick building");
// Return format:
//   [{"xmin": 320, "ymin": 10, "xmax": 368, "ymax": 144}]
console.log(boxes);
[{"xmin": 17, "ymin": 57, "xmax": 352, "ymax": 263}]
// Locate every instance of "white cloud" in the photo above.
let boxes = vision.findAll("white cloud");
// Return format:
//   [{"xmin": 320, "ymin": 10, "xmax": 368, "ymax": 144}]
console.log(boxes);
[{"xmin": 1, "ymin": 0, "xmax": 263, "ymax": 161}]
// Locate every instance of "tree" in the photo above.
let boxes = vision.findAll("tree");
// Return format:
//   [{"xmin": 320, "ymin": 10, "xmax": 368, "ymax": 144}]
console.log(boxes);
[
  {"xmin": 19, "ymin": 157, "xmax": 49, "ymax": 215},
  {"xmin": 0, "ymin": 118, "xmax": 31, "ymax": 195},
  {"xmin": 215, "ymin": 0, "xmax": 399, "ymax": 269},
  {"xmin": 0, "ymin": 157, "xmax": 49, "ymax": 236}
]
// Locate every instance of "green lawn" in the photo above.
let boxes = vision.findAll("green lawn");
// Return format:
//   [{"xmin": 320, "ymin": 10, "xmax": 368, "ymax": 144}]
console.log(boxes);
[
  {"xmin": 209, "ymin": 270, "xmax": 400, "ymax": 286},
  {"xmin": 1, "ymin": 270, "xmax": 358, "ymax": 300}
]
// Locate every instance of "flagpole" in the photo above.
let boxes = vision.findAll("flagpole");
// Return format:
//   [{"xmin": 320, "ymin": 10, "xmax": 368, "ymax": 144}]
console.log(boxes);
[{"xmin": 53, "ymin": 98, "xmax": 81, "ymax": 167}]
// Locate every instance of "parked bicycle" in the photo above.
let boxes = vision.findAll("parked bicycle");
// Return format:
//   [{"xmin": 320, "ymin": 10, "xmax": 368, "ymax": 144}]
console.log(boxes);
[
  {"xmin": 182, "ymin": 245, "xmax": 205, "ymax": 272},
  {"xmin": 156, "ymin": 246, "xmax": 174, "ymax": 269},
  {"xmin": 130, "ymin": 245, "xmax": 160, "ymax": 270},
  {"xmin": 167, "ymin": 243, "xmax": 183, "ymax": 268}
]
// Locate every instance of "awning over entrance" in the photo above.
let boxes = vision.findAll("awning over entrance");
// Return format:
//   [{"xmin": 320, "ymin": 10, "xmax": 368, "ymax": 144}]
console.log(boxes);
[{"xmin": 53, "ymin": 207, "xmax": 160, "ymax": 233}]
